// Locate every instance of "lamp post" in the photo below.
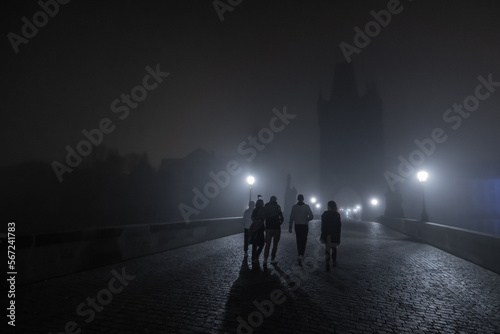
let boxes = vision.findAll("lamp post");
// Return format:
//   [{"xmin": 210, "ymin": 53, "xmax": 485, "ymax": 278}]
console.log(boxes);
[
  {"xmin": 417, "ymin": 170, "xmax": 429, "ymax": 222},
  {"xmin": 246, "ymin": 176, "xmax": 255, "ymax": 202},
  {"xmin": 311, "ymin": 197, "xmax": 316, "ymax": 214}
]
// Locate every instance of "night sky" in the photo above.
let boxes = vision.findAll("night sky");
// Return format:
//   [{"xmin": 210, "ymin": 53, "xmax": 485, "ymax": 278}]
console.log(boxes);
[{"xmin": 2, "ymin": 0, "xmax": 500, "ymax": 219}]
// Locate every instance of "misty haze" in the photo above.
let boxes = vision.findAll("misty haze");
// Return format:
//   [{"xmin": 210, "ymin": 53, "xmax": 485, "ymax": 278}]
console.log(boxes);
[{"xmin": 2, "ymin": 1, "xmax": 500, "ymax": 333}]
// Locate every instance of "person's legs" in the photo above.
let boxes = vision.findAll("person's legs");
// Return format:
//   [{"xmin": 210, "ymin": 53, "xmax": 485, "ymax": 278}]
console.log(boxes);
[
  {"xmin": 244, "ymin": 228, "xmax": 249, "ymax": 254},
  {"xmin": 325, "ymin": 245, "xmax": 331, "ymax": 262},
  {"xmin": 271, "ymin": 229, "xmax": 281, "ymax": 260},
  {"xmin": 294, "ymin": 225, "xmax": 308, "ymax": 260},
  {"xmin": 325, "ymin": 235, "xmax": 331, "ymax": 271},
  {"xmin": 263, "ymin": 230, "xmax": 272, "ymax": 262},
  {"xmin": 297, "ymin": 225, "xmax": 308, "ymax": 257},
  {"xmin": 299, "ymin": 226, "xmax": 305, "ymax": 256},
  {"xmin": 254, "ymin": 231, "xmax": 265, "ymax": 260},
  {"xmin": 251, "ymin": 242, "xmax": 257, "ymax": 261},
  {"xmin": 256, "ymin": 240, "xmax": 264, "ymax": 258},
  {"xmin": 294, "ymin": 227, "xmax": 301, "ymax": 257},
  {"xmin": 331, "ymin": 246, "xmax": 337, "ymax": 266},
  {"xmin": 302, "ymin": 225, "xmax": 309, "ymax": 256},
  {"xmin": 325, "ymin": 246, "xmax": 331, "ymax": 271}
]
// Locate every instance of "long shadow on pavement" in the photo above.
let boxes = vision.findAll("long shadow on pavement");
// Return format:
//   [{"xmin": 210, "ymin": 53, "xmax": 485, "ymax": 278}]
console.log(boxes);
[{"xmin": 220, "ymin": 258, "xmax": 338, "ymax": 334}]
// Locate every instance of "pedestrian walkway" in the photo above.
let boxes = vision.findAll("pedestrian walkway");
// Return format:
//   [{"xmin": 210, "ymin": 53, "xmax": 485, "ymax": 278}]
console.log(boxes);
[{"xmin": 15, "ymin": 219, "xmax": 500, "ymax": 333}]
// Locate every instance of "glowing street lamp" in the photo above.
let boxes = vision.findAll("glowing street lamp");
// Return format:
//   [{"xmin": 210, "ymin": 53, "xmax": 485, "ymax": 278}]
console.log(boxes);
[
  {"xmin": 417, "ymin": 170, "xmax": 428, "ymax": 183},
  {"xmin": 417, "ymin": 170, "xmax": 429, "ymax": 222},
  {"xmin": 370, "ymin": 198, "xmax": 379, "ymax": 206},
  {"xmin": 246, "ymin": 176, "xmax": 255, "ymax": 202},
  {"xmin": 311, "ymin": 197, "xmax": 316, "ymax": 214}
]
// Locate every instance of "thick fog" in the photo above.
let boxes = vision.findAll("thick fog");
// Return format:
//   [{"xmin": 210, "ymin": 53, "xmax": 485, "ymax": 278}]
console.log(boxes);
[{"xmin": 2, "ymin": 0, "xmax": 500, "ymax": 235}]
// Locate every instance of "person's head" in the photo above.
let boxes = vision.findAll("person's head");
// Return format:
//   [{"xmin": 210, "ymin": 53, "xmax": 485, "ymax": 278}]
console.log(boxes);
[
  {"xmin": 297, "ymin": 194, "xmax": 304, "ymax": 202},
  {"xmin": 270, "ymin": 196, "xmax": 277, "ymax": 203},
  {"xmin": 248, "ymin": 201, "xmax": 255, "ymax": 209},
  {"xmin": 256, "ymin": 199, "xmax": 264, "ymax": 208},
  {"xmin": 328, "ymin": 201, "xmax": 337, "ymax": 212}
]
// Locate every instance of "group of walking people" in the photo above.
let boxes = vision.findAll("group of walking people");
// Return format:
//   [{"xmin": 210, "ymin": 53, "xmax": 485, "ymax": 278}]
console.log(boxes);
[
  {"xmin": 243, "ymin": 194, "xmax": 342, "ymax": 271},
  {"xmin": 243, "ymin": 195, "xmax": 284, "ymax": 266}
]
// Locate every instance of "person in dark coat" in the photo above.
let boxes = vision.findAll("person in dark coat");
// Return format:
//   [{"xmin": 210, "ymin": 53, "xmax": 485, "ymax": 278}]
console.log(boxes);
[
  {"xmin": 320, "ymin": 200, "xmax": 342, "ymax": 271},
  {"xmin": 263, "ymin": 196, "xmax": 284, "ymax": 265},
  {"xmin": 248, "ymin": 199, "xmax": 266, "ymax": 265},
  {"xmin": 242, "ymin": 201, "xmax": 255, "ymax": 258}
]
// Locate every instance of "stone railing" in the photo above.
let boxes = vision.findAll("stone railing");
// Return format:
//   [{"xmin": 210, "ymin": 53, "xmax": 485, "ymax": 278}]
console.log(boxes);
[
  {"xmin": 378, "ymin": 216, "xmax": 500, "ymax": 274},
  {"xmin": 6, "ymin": 217, "xmax": 243, "ymax": 285}
]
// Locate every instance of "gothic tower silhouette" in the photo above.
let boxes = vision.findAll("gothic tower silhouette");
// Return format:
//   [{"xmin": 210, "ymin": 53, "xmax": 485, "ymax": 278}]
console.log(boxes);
[{"xmin": 318, "ymin": 62, "xmax": 385, "ymax": 214}]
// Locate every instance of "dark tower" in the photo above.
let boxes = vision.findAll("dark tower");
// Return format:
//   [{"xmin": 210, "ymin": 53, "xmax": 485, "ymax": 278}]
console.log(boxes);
[{"xmin": 318, "ymin": 62, "xmax": 385, "ymax": 216}]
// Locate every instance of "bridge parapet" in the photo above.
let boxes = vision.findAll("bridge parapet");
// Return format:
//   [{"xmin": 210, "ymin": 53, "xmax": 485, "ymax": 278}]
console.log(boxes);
[
  {"xmin": 378, "ymin": 216, "xmax": 500, "ymax": 274},
  {"xmin": 6, "ymin": 217, "xmax": 242, "ymax": 284}
]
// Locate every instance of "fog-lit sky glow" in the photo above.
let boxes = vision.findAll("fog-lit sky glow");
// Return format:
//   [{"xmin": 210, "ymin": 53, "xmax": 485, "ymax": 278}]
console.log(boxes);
[{"xmin": 2, "ymin": 0, "xmax": 500, "ymax": 215}]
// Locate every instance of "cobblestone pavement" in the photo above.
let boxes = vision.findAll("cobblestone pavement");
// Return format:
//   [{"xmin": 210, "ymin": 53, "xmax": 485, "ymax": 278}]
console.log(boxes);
[{"xmin": 14, "ymin": 219, "xmax": 500, "ymax": 333}]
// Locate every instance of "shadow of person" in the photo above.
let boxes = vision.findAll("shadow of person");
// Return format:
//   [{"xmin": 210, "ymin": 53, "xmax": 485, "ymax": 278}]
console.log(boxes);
[
  {"xmin": 219, "ymin": 259, "xmax": 339, "ymax": 333},
  {"xmin": 220, "ymin": 258, "xmax": 285, "ymax": 333},
  {"xmin": 270, "ymin": 263, "xmax": 300, "ymax": 291},
  {"xmin": 251, "ymin": 259, "xmax": 263, "ymax": 273},
  {"xmin": 240, "ymin": 257, "xmax": 250, "ymax": 275}
]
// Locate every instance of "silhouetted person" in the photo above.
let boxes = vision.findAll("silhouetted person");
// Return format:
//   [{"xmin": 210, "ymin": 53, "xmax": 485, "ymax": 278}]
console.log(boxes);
[
  {"xmin": 321, "ymin": 200, "xmax": 342, "ymax": 271},
  {"xmin": 249, "ymin": 199, "xmax": 265, "ymax": 265},
  {"xmin": 242, "ymin": 201, "xmax": 255, "ymax": 258},
  {"xmin": 288, "ymin": 194, "xmax": 313, "ymax": 265},
  {"xmin": 263, "ymin": 196, "xmax": 284, "ymax": 265}
]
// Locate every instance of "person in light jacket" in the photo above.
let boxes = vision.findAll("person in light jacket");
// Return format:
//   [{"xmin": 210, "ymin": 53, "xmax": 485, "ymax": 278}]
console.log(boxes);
[{"xmin": 288, "ymin": 194, "xmax": 313, "ymax": 265}]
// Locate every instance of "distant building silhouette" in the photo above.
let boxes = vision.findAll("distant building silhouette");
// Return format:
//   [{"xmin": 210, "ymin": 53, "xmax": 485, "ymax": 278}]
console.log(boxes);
[{"xmin": 317, "ymin": 62, "xmax": 386, "ymax": 214}]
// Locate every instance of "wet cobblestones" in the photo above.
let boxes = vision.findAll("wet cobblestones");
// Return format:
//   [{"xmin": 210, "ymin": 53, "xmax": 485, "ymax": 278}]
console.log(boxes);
[{"xmin": 15, "ymin": 219, "xmax": 500, "ymax": 333}]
